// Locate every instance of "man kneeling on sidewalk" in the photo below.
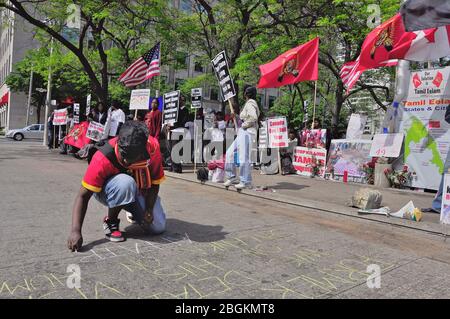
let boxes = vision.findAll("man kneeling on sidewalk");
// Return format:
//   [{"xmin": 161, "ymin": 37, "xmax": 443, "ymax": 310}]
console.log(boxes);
[{"xmin": 67, "ymin": 121, "xmax": 166, "ymax": 252}]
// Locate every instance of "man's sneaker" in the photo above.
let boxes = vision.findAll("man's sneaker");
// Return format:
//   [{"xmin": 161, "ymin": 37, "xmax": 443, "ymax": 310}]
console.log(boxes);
[
  {"xmin": 103, "ymin": 217, "xmax": 125, "ymax": 242},
  {"xmin": 223, "ymin": 178, "xmax": 239, "ymax": 187},
  {"xmin": 235, "ymin": 182, "xmax": 253, "ymax": 190}
]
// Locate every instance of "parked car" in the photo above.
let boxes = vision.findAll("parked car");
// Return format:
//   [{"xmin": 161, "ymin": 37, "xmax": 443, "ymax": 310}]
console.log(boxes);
[{"xmin": 6, "ymin": 124, "xmax": 45, "ymax": 141}]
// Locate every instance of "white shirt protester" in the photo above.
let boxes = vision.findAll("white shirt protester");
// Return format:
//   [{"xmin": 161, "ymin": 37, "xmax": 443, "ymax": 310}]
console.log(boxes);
[{"xmin": 104, "ymin": 107, "xmax": 126, "ymax": 138}]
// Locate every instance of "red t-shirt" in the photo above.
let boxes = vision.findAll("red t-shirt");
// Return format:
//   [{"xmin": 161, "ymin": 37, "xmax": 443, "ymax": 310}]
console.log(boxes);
[{"xmin": 82, "ymin": 137, "xmax": 165, "ymax": 193}]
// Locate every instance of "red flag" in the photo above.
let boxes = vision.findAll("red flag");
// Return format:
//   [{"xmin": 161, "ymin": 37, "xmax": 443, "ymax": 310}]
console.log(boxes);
[
  {"xmin": 258, "ymin": 38, "xmax": 319, "ymax": 88},
  {"xmin": 65, "ymin": 121, "xmax": 91, "ymax": 149}
]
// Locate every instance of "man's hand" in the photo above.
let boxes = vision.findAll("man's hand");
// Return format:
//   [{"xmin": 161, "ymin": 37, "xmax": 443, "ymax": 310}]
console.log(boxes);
[
  {"xmin": 144, "ymin": 210, "xmax": 154, "ymax": 224},
  {"xmin": 67, "ymin": 231, "xmax": 83, "ymax": 252}
]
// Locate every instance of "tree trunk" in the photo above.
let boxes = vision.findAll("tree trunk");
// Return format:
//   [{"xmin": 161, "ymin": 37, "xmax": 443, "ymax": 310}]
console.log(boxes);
[{"xmin": 332, "ymin": 82, "xmax": 345, "ymax": 138}]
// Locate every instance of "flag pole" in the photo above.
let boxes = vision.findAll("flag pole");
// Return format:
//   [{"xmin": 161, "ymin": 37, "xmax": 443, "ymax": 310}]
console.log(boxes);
[{"xmin": 311, "ymin": 80, "xmax": 318, "ymax": 129}]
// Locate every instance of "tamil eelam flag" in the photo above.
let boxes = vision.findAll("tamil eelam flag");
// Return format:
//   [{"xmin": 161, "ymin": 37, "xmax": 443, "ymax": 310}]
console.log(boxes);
[
  {"xmin": 258, "ymin": 38, "xmax": 319, "ymax": 88},
  {"xmin": 341, "ymin": 13, "xmax": 450, "ymax": 93},
  {"xmin": 119, "ymin": 43, "xmax": 161, "ymax": 88},
  {"xmin": 64, "ymin": 121, "xmax": 91, "ymax": 149},
  {"xmin": 401, "ymin": 0, "xmax": 450, "ymax": 32}
]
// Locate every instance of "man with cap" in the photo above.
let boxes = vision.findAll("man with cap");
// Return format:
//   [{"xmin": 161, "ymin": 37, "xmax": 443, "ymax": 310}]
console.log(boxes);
[{"xmin": 67, "ymin": 121, "xmax": 166, "ymax": 251}]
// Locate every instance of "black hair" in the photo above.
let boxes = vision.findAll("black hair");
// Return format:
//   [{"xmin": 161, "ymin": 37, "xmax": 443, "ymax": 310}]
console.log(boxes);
[
  {"xmin": 243, "ymin": 85, "xmax": 257, "ymax": 100},
  {"xmin": 118, "ymin": 121, "xmax": 149, "ymax": 164},
  {"xmin": 111, "ymin": 100, "xmax": 121, "ymax": 109}
]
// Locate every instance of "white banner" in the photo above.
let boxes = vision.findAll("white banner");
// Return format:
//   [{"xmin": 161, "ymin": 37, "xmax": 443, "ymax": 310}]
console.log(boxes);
[
  {"xmin": 53, "ymin": 109, "xmax": 68, "ymax": 126},
  {"xmin": 268, "ymin": 117, "xmax": 288, "ymax": 148},
  {"xmin": 370, "ymin": 133, "xmax": 404, "ymax": 158},
  {"xmin": 130, "ymin": 89, "xmax": 151, "ymax": 110},
  {"xmin": 399, "ymin": 66, "xmax": 450, "ymax": 190}
]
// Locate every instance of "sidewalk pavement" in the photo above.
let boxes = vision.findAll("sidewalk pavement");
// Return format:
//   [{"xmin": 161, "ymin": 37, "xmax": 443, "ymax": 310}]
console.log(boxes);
[{"xmin": 166, "ymin": 168, "xmax": 446, "ymax": 236}]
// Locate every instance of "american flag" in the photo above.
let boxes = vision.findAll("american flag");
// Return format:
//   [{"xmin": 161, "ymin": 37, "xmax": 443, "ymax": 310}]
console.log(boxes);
[
  {"xmin": 119, "ymin": 43, "xmax": 161, "ymax": 87},
  {"xmin": 340, "ymin": 58, "xmax": 398, "ymax": 94}
]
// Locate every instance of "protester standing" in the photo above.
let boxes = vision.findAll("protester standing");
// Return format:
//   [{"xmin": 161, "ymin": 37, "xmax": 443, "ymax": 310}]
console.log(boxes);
[
  {"xmin": 169, "ymin": 95, "xmax": 190, "ymax": 173},
  {"xmin": 224, "ymin": 85, "xmax": 260, "ymax": 190},
  {"xmin": 145, "ymin": 98, "xmax": 163, "ymax": 140},
  {"xmin": 105, "ymin": 100, "xmax": 126, "ymax": 139}
]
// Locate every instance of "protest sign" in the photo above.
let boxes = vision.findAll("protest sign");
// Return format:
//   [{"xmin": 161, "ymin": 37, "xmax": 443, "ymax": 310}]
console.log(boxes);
[
  {"xmin": 346, "ymin": 114, "xmax": 367, "ymax": 139},
  {"xmin": 211, "ymin": 51, "xmax": 236, "ymax": 102},
  {"xmin": 326, "ymin": 139, "xmax": 373, "ymax": 182},
  {"xmin": 268, "ymin": 117, "xmax": 289, "ymax": 148},
  {"xmin": 399, "ymin": 66, "xmax": 450, "ymax": 190},
  {"xmin": 441, "ymin": 174, "xmax": 450, "ymax": 225},
  {"xmin": 53, "ymin": 108, "xmax": 68, "ymax": 126},
  {"xmin": 73, "ymin": 103, "xmax": 80, "ymax": 124},
  {"xmin": 163, "ymin": 91, "xmax": 180, "ymax": 125},
  {"xmin": 299, "ymin": 129, "xmax": 327, "ymax": 149},
  {"xmin": 370, "ymin": 133, "xmax": 404, "ymax": 158},
  {"xmin": 191, "ymin": 88, "xmax": 203, "ymax": 109},
  {"xmin": 65, "ymin": 121, "xmax": 90, "ymax": 149},
  {"xmin": 258, "ymin": 121, "xmax": 269, "ymax": 149},
  {"xmin": 86, "ymin": 121, "xmax": 105, "ymax": 142},
  {"xmin": 130, "ymin": 89, "xmax": 151, "ymax": 110},
  {"xmin": 293, "ymin": 147, "xmax": 327, "ymax": 177}
]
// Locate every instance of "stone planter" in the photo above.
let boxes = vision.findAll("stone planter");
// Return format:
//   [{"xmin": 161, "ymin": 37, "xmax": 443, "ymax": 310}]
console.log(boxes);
[{"xmin": 374, "ymin": 163, "xmax": 392, "ymax": 188}]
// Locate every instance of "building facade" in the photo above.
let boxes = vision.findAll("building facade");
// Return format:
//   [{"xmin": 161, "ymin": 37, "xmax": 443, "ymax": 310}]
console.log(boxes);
[{"xmin": 0, "ymin": 7, "xmax": 39, "ymax": 131}]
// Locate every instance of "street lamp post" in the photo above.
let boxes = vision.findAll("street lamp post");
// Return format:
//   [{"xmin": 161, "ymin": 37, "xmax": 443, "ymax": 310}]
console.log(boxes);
[
  {"xmin": 42, "ymin": 36, "xmax": 54, "ymax": 147},
  {"xmin": 26, "ymin": 69, "xmax": 33, "ymax": 126}
]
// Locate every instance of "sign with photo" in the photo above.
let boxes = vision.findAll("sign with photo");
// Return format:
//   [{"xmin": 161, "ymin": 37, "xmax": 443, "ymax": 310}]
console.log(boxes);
[
  {"xmin": 163, "ymin": 90, "xmax": 180, "ymax": 125},
  {"xmin": 326, "ymin": 139, "xmax": 373, "ymax": 182},
  {"xmin": 268, "ymin": 117, "xmax": 289, "ymax": 148},
  {"xmin": 211, "ymin": 51, "xmax": 236, "ymax": 102},
  {"xmin": 299, "ymin": 129, "xmax": 327, "ymax": 149},
  {"xmin": 86, "ymin": 121, "xmax": 105, "ymax": 142},
  {"xmin": 130, "ymin": 89, "xmax": 151, "ymax": 110}
]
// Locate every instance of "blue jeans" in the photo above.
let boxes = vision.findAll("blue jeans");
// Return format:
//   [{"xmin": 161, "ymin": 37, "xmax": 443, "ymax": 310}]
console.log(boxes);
[
  {"xmin": 225, "ymin": 129, "xmax": 255, "ymax": 185},
  {"xmin": 94, "ymin": 174, "xmax": 166, "ymax": 234}
]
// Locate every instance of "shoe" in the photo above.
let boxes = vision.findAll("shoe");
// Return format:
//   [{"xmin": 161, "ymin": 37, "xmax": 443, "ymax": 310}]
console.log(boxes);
[
  {"xmin": 235, "ymin": 182, "xmax": 252, "ymax": 190},
  {"xmin": 103, "ymin": 217, "xmax": 125, "ymax": 242},
  {"xmin": 125, "ymin": 212, "xmax": 137, "ymax": 224},
  {"xmin": 224, "ymin": 178, "xmax": 239, "ymax": 187},
  {"xmin": 422, "ymin": 207, "xmax": 440, "ymax": 214}
]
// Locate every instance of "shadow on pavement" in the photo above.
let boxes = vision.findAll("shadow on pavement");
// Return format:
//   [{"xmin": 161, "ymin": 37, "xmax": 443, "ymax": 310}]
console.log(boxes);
[
  {"xmin": 81, "ymin": 218, "xmax": 229, "ymax": 250},
  {"xmin": 269, "ymin": 182, "xmax": 310, "ymax": 191}
]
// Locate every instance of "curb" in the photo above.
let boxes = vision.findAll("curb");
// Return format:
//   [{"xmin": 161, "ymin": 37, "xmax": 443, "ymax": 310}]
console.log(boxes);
[{"xmin": 165, "ymin": 171, "xmax": 448, "ymax": 238}]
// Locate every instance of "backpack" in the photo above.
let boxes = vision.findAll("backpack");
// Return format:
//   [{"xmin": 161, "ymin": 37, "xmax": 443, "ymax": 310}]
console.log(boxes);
[{"xmin": 79, "ymin": 141, "xmax": 126, "ymax": 173}]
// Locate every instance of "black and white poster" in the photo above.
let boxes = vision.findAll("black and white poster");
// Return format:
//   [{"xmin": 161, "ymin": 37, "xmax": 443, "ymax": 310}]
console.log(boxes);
[
  {"xmin": 73, "ymin": 103, "xmax": 80, "ymax": 124},
  {"xmin": 163, "ymin": 90, "xmax": 180, "ymax": 125},
  {"xmin": 191, "ymin": 88, "xmax": 203, "ymax": 109},
  {"xmin": 211, "ymin": 51, "xmax": 236, "ymax": 102}
]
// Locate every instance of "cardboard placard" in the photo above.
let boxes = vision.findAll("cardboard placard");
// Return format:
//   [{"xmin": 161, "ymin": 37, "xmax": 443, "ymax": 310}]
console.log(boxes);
[
  {"xmin": 130, "ymin": 89, "xmax": 151, "ymax": 110},
  {"xmin": 53, "ymin": 108, "xmax": 68, "ymax": 126},
  {"xmin": 86, "ymin": 121, "xmax": 105, "ymax": 142},
  {"xmin": 163, "ymin": 91, "xmax": 180, "ymax": 125},
  {"xmin": 191, "ymin": 88, "xmax": 203, "ymax": 109},
  {"xmin": 268, "ymin": 117, "xmax": 288, "ymax": 148},
  {"xmin": 211, "ymin": 51, "xmax": 236, "ymax": 102},
  {"xmin": 370, "ymin": 133, "xmax": 404, "ymax": 158}
]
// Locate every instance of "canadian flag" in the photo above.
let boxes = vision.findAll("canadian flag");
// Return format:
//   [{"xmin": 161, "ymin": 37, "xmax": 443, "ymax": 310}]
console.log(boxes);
[{"xmin": 341, "ymin": 13, "xmax": 450, "ymax": 93}]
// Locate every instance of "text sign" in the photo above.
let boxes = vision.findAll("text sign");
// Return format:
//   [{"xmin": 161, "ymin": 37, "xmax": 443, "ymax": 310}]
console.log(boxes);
[
  {"xmin": 370, "ymin": 133, "xmax": 404, "ymax": 158},
  {"xmin": 129, "ymin": 89, "xmax": 151, "ymax": 110},
  {"xmin": 191, "ymin": 88, "xmax": 203, "ymax": 109},
  {"xmin": 268, "ymin": 117, "xmax": 288, "ymax": 148},
  {"xmin": 211, "ymin": 51, "xmax": 236, "ymax": 102},
  {"xmin": 53, "ymin": 109, "xmax": 68, "ymax": 126},
  {"xmin": 73, "ymin": 103, "xmax": 80, "ymax": 124},
  {"xmin": 293, "ymin": 147, "xmax": 328, "ymax": 177},
  {"xmin": 163, "ymin": 90, "xmax": 180, "ymax": 125}
]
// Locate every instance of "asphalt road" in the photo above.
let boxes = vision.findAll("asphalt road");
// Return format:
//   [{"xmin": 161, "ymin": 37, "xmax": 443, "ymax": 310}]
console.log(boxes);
[{"xmin": 1, "ymin": 138, "xmax": 450, "ymax": 299}]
